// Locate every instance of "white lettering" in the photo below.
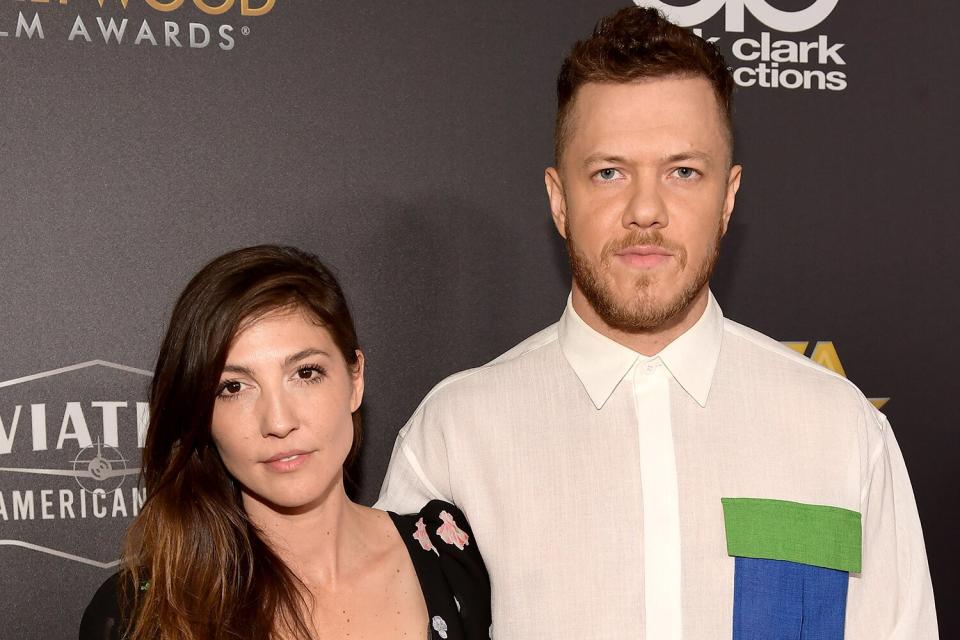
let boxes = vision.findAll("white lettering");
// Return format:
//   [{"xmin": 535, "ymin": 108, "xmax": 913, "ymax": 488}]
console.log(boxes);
[
  {"xmin": 733, "ymin": 66, "xmax": 756, "ymax": 87},
  {"xmin": 14, "ymin": 490, "xmax": 34, "ymax": 520},
  {"xmin": 93, "ymin": 489, "xmax": 107, "ymax": 518},
  {"xmin": 770, "ymin": 36, "xmax": 797, "ymax": 63},
  {"xmin": 68, "ymin": 15, "xmax": 92, "ymax": 42},
  {"xmin": 0, "ymin": 405, "xmax": 22, "ymax": 455},
  {"xmin": 164, "ymin": 21, "xmax": 182, "ymax": 47},
  {"xmin": 218, "ymin": 24, "xmax": 235, "ymax": 50},
  {"xmin": 131, "ymin": 486, "xmax": 146, "ymax": 515},
  {"xmin": 731, "ymin": 63, "xmax": 847, "ymax": 91},
  {"xmin": 826, "ymin": 70, "xmax": 847, "ymax": 90},
  {"xmin": 16, "ymin": 12, "xmax": 44, "ymax": 39},
  {"xmin": 779, "ymin": 68, "xmax": 804, "ymax": 89},
  {"xmin": 691, "ymin": 27, "xmax": 719, "ymax": 44},
  {"xmin": 59, "ymin": 489, "xmax": 76, "ymax": 518},
  {"xmin": 96, "ymin": 16, "xmax": 128, "ymax": 43},
  {"xmin": 742, "ymin": 0, "xmax": 837, "ymax": 34},
  {"xmin": 137, "ymin": 402, "xmax": 150, "ymax": 448},
  {"xmin": 40, "ymin": 489, "xmax": 54, "ymax": 520},
  {"xmin": 803, "ymin": 68, "xmax": 827, "ymax": 90},
  {"xmin": 635, "ymin": 0, "xmax": 838, "ymax": 33},
  {"xmin": 732, "ymin": 33, "xmax": 845, "ymax": 65},
  {"xmin": 817, "ymin": 34, "xmax": 845, "ymax": 64},
  {"xmin": 93, "ymin": 401, "xmax": 127, "ymax": 447},
  {"xmin": 57, "ymin": 402, "xmax": 93, "ymax": 449},
  {"xmin": 189, "ymin": 22, "xmax": 210, "ymax": 48},
  {"xmin": 112, "ymin": 488, "xmax": 128, "ymax": 517},
  {"xmin": 31, "ymin": 404, "xmax": 47, "ymax": 451},
  {"xmin": 733, "ymin": 37, "xmax": 760, "ymax": 61},
  {"xmin": 134, "ymin": 19, "xmax": 158, "ymax": 45},
  {"xmin": 0, "ymin": 489, "xmax": 140, "ymax": 520}
]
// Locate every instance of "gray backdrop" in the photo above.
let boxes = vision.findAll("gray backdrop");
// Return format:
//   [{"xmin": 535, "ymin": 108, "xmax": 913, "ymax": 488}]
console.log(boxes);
[{"xmin": 0, "ymin": 1, "xmax": 956, "ymax": 638}]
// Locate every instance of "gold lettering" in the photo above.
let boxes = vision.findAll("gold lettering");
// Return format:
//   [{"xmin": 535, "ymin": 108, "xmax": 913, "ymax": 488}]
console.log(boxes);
[
  {"xmin": 241, "ymin": 0, "xmax": 275, "ymax": 16},
  {"xmin": 144, "ymin": 0, "xmax": 184, "ymax": 11},
  {"xmin": 783, "ymin": 341, "xmax": 809, "ymax": 356},
  {"xmin": 195, "ymin": 0, "xmax": 233, "ymax": 15},
  {"xmin": 809, "ymin": 341, "xmax": 846, "ymax": 377},
  {"xmin": 96, "ymin": 0, "xmax": 131, "ymax": 7}
]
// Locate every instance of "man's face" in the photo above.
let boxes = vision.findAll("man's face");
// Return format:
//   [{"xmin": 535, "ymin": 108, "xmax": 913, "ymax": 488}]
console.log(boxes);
[{"xmin": 545, "ymin": 76, "xmax": 741, "ymax": 333}]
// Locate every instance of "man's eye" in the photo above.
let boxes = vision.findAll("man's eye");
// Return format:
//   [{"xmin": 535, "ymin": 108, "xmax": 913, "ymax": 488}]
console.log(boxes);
[
  {"xmin": 596, "ymin": 168, "xmax": 621, "ymax": 181},
  {"xmin": 674, "ymin": 167, "xmax": 698, "ymax": 179}
]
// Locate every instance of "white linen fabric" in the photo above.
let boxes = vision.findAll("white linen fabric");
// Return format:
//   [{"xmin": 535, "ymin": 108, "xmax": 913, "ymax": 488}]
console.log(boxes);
[{"xmin": 376, "ymin": 292, "xmax": 938, "ymax": 639}]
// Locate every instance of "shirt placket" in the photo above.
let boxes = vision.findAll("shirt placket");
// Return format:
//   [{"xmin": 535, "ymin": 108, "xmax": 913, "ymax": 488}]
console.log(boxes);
[{"xmin": 633, "ymin": 358, "xmax": 683, "ymax": 639}]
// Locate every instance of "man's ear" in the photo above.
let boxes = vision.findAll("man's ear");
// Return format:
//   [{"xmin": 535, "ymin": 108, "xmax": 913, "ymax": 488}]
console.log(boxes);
[
  {"xmin": 721, "ymin": 164, "xmax": 742, "ymax": 235},
  {"xmin": 545, "ymin": 167, "xmax": 569, "ymax": 239}
]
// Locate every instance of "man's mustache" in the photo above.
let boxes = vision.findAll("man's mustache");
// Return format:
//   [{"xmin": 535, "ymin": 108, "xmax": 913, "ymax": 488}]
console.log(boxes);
[{"xmin": 602, "ymin": 232, "xmax": 685, "ymax": 259}]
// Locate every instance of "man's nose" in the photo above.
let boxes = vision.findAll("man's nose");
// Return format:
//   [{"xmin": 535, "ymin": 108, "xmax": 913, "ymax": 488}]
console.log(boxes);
[{"xmin": 621, "ymin": 175, "xmax": 668, "ymax": 230}]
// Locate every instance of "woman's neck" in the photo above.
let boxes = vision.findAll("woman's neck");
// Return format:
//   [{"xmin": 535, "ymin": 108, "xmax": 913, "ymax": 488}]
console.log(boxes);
[{"xmin": 242, "ymin": 481, "xmax": 366, "ymax": 591}]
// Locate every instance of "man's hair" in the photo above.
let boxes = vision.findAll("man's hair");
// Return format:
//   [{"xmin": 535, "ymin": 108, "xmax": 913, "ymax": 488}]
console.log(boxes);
[{"xmin": 554, "ymin": 6, "xmax": 734, "ymax": 165}]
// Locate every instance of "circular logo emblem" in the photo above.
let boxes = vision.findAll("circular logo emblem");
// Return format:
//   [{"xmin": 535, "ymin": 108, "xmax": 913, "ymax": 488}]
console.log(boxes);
[{"xmin": 73, "ymin": 440, "xmax": 130, "ymax": 493}]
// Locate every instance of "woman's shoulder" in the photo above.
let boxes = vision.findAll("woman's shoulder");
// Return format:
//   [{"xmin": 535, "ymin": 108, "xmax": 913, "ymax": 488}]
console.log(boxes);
[
  {"xmin": 79, "ymin": 573, "xmax": 127, "ymax": 640},
  {"xmin": 390, "ymin": 500, "xmax": 491, "ymax": 639},
  {"xmin": 391, "ymin": 499, "xmax": 477, "ymax": 557}
]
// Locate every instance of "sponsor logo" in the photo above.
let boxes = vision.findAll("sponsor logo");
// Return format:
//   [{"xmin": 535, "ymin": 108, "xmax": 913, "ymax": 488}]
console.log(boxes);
[
  {"xmin": 0, "ymin": 0, "xmax": 276, "ymax": 51},
  {"xmin": 638, "ymin": 0, "xmax": 837, "ymax": 33},
  {"xmin": 635, "ymin": 0, "xmax": 847, "ymax": 91},
  {"xmin": 782, "ymin": 341, "xmax": 889, "ymax": 409},
  {"xmin": 0, "ymin": 360, "xmax": 150, "ymax": 568}
]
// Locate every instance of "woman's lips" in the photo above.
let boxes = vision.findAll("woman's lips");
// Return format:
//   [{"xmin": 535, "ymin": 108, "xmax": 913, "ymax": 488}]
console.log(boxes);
[{"xmin": 262, "ymin": 450, "xmax": 313, "ymax": 472}]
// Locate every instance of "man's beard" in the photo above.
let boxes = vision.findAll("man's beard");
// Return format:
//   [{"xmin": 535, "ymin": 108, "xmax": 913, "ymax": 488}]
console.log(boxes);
[{"xmin": 566, "ymin": 222, "xmax": 723, "ymax": 333}]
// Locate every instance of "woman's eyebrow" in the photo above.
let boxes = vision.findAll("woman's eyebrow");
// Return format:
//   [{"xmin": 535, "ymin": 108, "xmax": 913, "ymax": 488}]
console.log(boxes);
[
  {"xmin": 221, "ymin": 364, "xmax": 254, "ymax": 377},
  {"xmin": 284, "ymin": 348, "xmax": 330, "ymax": 367}
]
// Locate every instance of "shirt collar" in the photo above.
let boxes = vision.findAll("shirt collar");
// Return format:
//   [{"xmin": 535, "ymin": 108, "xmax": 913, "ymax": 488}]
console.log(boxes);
[{"xmin": 558, "ymin": 291, "xmax": 724, "ymax": 410}]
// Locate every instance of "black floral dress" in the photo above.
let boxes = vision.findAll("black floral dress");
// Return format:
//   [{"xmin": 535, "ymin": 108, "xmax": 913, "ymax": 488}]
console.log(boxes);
[
  {"xmin": 79, "ymin": 500, "xmax": 491, "ymax": 640},
  {"xmin": 390, "ymin": 500, "xmax": 491, "ymax": 639}
]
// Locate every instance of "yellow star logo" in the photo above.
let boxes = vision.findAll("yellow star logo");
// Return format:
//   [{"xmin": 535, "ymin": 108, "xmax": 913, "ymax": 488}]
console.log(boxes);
[{"xmin": 782, "ymin": 341, "xmax": 889, "ymax": 410}]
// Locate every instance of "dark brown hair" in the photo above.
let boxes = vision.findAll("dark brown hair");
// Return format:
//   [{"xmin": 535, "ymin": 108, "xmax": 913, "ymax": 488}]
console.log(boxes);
[
  {"xmin": 554, "ymin": 6, "xmax": 735, "ymax": 165},
  {"xmin": 121, "ymin": 245, "xmax": 362, "ymax": 640}
]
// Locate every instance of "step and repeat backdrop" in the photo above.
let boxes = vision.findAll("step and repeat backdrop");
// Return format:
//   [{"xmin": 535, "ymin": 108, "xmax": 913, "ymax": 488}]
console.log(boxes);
[{"xmin": 0, "ymin": 1, "xmax": 956, "ymax": 637}]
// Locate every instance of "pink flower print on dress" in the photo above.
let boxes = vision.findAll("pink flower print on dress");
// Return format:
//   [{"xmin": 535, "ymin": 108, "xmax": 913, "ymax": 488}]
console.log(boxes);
[
  {"xmin": 413, "ymin": 517, "xmax": 439, "ymax": 556},
  {"xmin": 436, "ymin": 510, "xmax": 470, "ymax": 550}
]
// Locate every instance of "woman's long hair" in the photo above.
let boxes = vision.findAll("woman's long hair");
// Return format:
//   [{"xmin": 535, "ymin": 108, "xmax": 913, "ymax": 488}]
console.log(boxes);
[{"xmin": 121, "ymin": 245, "xmax": 362, "ymax": 640}]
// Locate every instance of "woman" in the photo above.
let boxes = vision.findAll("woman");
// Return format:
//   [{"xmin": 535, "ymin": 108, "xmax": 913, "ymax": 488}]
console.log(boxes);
[{"xmin": 80, "ymin": 245, "xmax": 490, "ymax": 640}]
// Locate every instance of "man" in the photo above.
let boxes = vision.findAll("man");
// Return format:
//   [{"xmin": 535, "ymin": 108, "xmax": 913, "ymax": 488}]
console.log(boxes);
[{"xmin": 377, "ymin": 6, "xmax": 937, "ymax": 639}]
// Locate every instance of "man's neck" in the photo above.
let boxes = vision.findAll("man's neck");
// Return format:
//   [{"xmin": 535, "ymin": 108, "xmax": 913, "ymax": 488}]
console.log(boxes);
[{"xmin": 571, "ymin": 285, "xmax": 710, "ymax": 357}]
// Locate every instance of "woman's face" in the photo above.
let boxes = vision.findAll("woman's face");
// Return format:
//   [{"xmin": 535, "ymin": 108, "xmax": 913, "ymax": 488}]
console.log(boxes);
[{"xmin": 210, "ymin": 307, "xmax": 363, "ymax": 513}]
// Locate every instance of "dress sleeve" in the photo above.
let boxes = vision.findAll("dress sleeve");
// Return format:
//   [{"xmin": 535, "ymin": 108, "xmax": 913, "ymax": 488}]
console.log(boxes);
[
  {"xmin": 78, "ymin": 573, "xmax": 125, "ymax": 640},
  {"xmin": 415, "ymin": 500, "xmax": 492, "ymax": 639}
]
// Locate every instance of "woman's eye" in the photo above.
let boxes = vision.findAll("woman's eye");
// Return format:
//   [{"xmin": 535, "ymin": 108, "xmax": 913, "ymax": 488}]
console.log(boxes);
[
  {"xmin": 295, "ymin": 366, "xmax": 326, "ymax": 382},
  {"xmin": 216, "ymin": 380, "xmax": 243, "ymax": 398}
]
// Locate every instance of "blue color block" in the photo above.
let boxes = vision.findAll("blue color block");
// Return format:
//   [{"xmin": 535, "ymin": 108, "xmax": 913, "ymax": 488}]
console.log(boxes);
[{"xmin": 732, "ymin": 557, "xmax": 849, "ymax": 640}]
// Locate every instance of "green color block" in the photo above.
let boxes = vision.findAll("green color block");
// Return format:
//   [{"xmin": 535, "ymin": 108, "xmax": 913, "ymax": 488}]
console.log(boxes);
[{"xmin": 722, "ymin": 498, "xmax": 862, "ymax": 573}]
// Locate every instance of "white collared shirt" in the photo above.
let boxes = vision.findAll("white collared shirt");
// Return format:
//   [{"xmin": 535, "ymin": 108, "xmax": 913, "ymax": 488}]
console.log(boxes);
[{"xmin": 377, "ymin": 293, "xmax": 937, "ymax": 639}]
